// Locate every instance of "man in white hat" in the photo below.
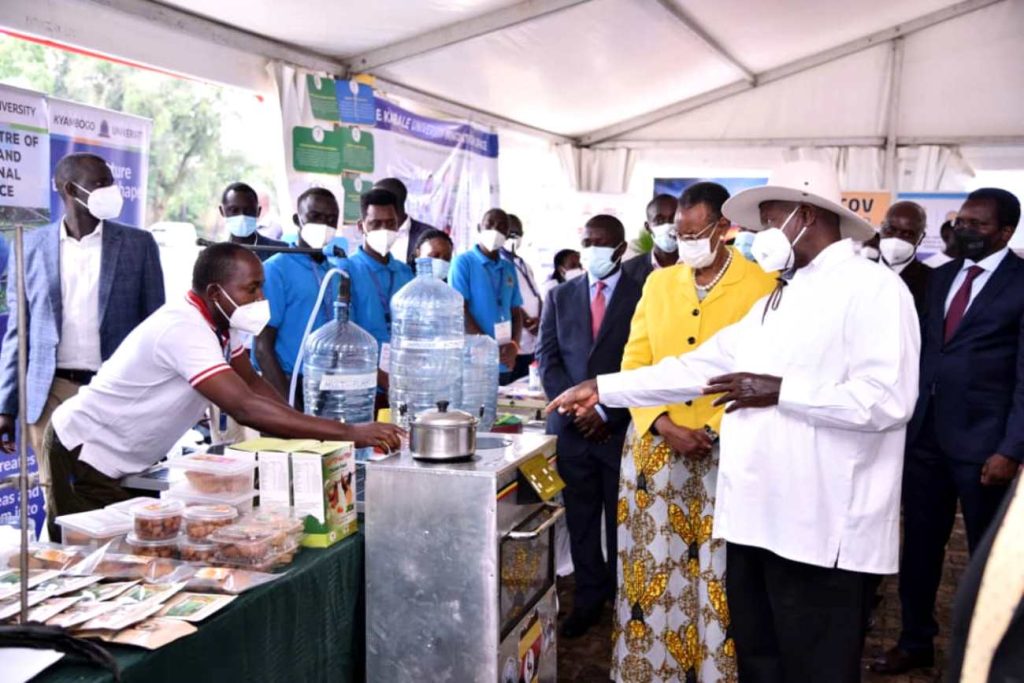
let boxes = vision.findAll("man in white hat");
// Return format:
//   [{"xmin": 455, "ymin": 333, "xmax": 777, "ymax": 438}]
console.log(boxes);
[{"xmin": 546, "ymin": 160, "xmax": 921, "ymax": 683}]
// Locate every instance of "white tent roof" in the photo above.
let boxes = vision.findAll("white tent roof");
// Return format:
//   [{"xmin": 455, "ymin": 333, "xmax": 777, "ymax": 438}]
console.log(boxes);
[{"xmin": 1, "ymin": 0, "xmax": 1021, "ymax": 147}]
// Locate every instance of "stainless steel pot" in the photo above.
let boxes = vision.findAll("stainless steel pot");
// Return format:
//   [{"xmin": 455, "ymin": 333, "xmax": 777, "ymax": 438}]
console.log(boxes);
[{"xmin": 410, "ymin": 401, "xmax": 478, "ymax": 461}]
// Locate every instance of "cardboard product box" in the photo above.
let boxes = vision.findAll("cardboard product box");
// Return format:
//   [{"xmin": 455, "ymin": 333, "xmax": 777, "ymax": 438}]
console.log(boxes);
[
  {"xmin": 290, "ymin": 441, "xmax": 356, "ymax": 548},
  {"xmin": 225, "ymin": 438, "xmax": 291, "ymax": 508}
]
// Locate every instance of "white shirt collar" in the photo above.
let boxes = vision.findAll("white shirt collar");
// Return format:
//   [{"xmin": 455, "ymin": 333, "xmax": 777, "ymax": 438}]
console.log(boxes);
[
  {"xmin": 397, "ymin": 216, "xmax": 412, "ymax": 235},
  {"xmin": 796, "ymin": 238, "xmax": 856, "ymax": 278},
  {"xmin": 60, "ymin": 218, "xmax": 104, "ymax": 242},
  {"xmin": 964, "ymin": 246, "xmax": 1010, "ymax": 273},
  {"xmin": 588, "ymin": 267, "xmax": 622, "ymax": 291}
]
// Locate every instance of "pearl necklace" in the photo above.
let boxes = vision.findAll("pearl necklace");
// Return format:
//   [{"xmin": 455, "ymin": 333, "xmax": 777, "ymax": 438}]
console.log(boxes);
[{"xmin": 695, "ymin": 249, "xmax": 733, "ymax": 294}]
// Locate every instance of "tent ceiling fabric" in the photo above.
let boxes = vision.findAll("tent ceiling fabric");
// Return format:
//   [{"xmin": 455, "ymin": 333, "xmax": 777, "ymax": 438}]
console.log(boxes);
[{"xmin": 4, "ymin": 0, "xmax": 1020, "ymax": 144}]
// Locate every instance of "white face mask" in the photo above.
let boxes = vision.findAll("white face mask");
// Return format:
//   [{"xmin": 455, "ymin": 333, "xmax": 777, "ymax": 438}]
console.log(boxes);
[
  {"xmin": 751, "ymin": 206, "xmax": 804, "ymax": 272},
  {"xmin": 860, "ymin": 245, "xmax": 880, "ymax": 262},
  {"xmin": 677, "ymin": 221, "xmax": 720, "ymax": 269},
  {"xmin": 364, "ymin": 228, "xmax": 398, "ymax": 256},
  {"xmin": 563, "ymin": 268, "xmax": 585, "ymax": 281},
  {"xmin": 580, "ymin": 245, "xmax": 622, "ymax": 280},
  {"xmin": 651, "ymin": 222, "xmax": 678, "ymax": 253},
  {"xmin": 300, "ymin": 222, "xmax": 336, "ymax": 249},
  {"xmin": 879, "ymin": 237, "xmax": 916, "ymax": 267},
  {"xmin": 225, "ymin": 214, "xmax": 258, "ymax": 238},
  {"xmin": 73, "ymin": 182, "xmax": 123, "ymax": 221},
  {"xmin": 215, "ymin": 286, "xmax": 271, "ymax": 335},
  {"xmin": 478, "ymin": 229, "xmax": 506, "ymax": 252},
  {"xmin": 431, "ymin": 258, "xmax": 450, "ymax": 280}
]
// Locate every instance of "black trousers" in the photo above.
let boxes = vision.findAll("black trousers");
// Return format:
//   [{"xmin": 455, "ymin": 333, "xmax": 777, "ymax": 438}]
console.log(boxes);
[
  {"xmin": 499, "ymin": 353, "xmax": 534, "ymax": 386},
  {"xmin": 726, "ymin": 543, "xmax": 876, "ymax": 683},
  {"xmin": 897, "ymin": 412, "xmax": 1010, "ymax": 654},
  {"xmin": 557, "ymin": 452, "xmax": 619, "ymax": 612}
]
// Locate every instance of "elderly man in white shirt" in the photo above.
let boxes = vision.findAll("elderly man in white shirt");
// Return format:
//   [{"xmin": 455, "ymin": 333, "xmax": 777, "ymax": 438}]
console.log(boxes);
[{"xmin": 547, "ymin": 160, "xmax": 921, "ymax": 683}]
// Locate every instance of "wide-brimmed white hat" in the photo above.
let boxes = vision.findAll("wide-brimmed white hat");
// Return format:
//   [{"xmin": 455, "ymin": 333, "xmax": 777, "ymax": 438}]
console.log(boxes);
[{"xmin": 722, "ymin": 160, "xmax": 876, "ymax": 242}]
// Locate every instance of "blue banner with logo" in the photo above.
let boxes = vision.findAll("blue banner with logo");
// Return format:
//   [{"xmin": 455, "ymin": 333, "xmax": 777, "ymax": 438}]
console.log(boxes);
[
  {"xmin": 47, "ymin": 99, "xmax": 151, "ymax": 227},
  {"xmin": 374, "ymin": 98, "xmax": 499, "ymax": 159}
]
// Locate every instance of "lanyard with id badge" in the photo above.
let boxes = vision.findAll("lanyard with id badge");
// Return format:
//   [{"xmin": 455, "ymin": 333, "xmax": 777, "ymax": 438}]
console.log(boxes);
[{"xmin": 488, "ymin": 263, "xmax": 513, "ymax": 345}]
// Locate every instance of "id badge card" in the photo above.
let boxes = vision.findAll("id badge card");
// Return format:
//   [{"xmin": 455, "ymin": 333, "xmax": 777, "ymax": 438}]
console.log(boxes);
[{"xmin": 494, "ymin": 320, "xmax": 512, "ymax": 345}]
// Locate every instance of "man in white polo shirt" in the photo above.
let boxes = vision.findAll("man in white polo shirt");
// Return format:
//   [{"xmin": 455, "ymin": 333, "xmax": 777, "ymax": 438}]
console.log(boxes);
[{"xmin": 46, "ymin": 242, "xmax": 403, "ymax": 518}]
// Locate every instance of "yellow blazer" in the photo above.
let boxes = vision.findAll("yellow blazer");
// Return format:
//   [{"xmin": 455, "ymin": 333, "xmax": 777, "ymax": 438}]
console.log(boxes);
[{"xmin": 621, "ymin": 247, "xmax": 777, "ymax": 435}]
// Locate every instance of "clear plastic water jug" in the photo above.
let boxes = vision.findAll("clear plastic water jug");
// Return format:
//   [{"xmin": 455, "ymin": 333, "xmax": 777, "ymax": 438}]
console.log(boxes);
[
  {"xmin": 389, "ymin": 257, "xmax": 464, "ymax": 429},
  {"xmin": 303, "ymin": 277, "xmax": 379, "ymax": 425},
  {"xmin": 460, "ymin": 334, "xmax": 499, "ymax": 431}
]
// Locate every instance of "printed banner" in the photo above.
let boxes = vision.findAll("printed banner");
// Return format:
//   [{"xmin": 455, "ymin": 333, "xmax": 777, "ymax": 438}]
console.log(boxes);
[
  {"xmin": 279, "ymin": 65, "xmax": 499, "ymax": 250},
  {"xmin": 841, "ymin": 191, "xmax": 891, "ymax": 228},
  {"xmin": 0, "ymin": 84, "xmax": 50, "ymax": 226},
  {"xmin": 48, "ymin": 99, "xmax": 151, "ymax": 227}
]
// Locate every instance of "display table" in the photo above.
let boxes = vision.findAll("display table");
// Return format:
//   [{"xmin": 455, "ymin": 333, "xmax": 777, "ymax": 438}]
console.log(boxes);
[{"xmin": 37, "ymin": 532, "xmax": 364, "ymax": 683}]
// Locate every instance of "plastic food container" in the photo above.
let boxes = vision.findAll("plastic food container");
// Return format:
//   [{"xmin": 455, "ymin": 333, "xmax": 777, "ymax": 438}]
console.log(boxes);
[
  {"xmin": 213, "ymin": 539, "xmax": 299, "ymax": 572},
  {"xmin": 56, "ymin": 508, "xmax": 132, "ymax": 547},
  {"xmin": 105, "ymin": 496, "xmax": 160, "ymax": 515},
  {"xmin": 183, "ymin": 504, "xmax": 238, "ymax": 542},
  {"xmin": 130, "ymin": 499, "xmax": 184, "ymax": 540},
  {"xmin": 179, "ymin": 538, "xmax": 219, "ymax": 564},
  {"xmin": 209, "ymin": 525, "xmax": 282, "ymax": 566},
  {"xmin": 244, "ymin": 508, "xmax": 305, "ymax": 547},
  {"xmin": 168, "ymin": 453, "xmax": 256, "ymax": 494},
  {"xmin": 125, "ymin": 533, "xmax": 180, "ymax": 559},
  {"xmin": 163, "ymin": 485, "xmax": 256, "ymax": 515}
]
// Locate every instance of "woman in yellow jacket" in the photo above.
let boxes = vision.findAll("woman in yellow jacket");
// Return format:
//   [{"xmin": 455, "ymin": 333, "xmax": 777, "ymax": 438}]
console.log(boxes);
[{"xmin": 611, "ymin": 184, "xmax": 776, "ymax": 683}]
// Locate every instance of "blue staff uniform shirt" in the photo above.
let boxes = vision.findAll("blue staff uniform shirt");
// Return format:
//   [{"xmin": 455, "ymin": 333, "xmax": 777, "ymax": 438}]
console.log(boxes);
[
  {"xmin": 450, "ymin": 245, "xmax": 523, "ymax": 370},
  {"xmin": 255, "ymin": 252, "xmax": 338, "ymax": 374},
  {"xmin": 341, "ymin": 246, "xmax": 414, "ymax": 347}
]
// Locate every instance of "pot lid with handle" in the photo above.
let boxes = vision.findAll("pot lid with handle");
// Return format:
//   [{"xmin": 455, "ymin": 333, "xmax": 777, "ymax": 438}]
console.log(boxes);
[{"xmin": 411, "ymin": 400, "xmax": 479, "ymax": 428}]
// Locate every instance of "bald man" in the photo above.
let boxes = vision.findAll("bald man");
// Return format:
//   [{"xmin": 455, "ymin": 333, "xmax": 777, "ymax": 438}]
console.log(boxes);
[
  {"xmin": 0, "ymin": 152, "xmax": 165, "ymax": 537},
  {"xmin": 879, "ymin": 201, "xmax": 931, "ymax": 315}
]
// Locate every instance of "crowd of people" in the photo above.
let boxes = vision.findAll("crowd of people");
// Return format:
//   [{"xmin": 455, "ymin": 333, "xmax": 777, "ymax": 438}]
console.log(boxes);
[{"xmin": 0, "ymin": 150, "xmax": 1021, "ymax": 681}]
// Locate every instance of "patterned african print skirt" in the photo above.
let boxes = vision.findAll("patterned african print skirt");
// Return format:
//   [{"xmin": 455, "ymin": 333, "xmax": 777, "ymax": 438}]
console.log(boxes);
[{"xmin": 610, "ymin": 425, "xmax": 737, "ymax": 683}]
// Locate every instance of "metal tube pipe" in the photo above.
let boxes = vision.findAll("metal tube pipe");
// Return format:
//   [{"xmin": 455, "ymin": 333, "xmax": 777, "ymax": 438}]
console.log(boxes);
[{"xmin": 15, "ymin": 224, "xmax": 28, "ymax": 623}]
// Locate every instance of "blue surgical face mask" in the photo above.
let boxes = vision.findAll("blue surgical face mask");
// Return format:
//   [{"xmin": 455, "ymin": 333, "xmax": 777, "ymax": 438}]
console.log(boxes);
[
  {"xmin": 431, "ymin": 258, "xmax": 450, "ymax": 281},
  {"xmin": 226, "ymin": 214, "xmax": 258, "ymax": 238},
  {"xmin": 733, "ymin": 231, "xmax": 756, "ymax": 261},
  {"xmin": 580, "ymin": 244, "xmax": 622, "ymax": 280}
]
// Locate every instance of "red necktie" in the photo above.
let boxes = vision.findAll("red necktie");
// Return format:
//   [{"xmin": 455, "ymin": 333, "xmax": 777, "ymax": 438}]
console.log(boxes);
[
  {"xmin": 944, "ymin": 265, "xmax": 985, "ymax": 343},
  {"xmin": 591, "ymin": 281, "xmax": 606, "ymax": 340}
]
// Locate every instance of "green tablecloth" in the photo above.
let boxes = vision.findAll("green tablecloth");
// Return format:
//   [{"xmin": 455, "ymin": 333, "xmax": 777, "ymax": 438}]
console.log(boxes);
[{"xmin": 37, "ymin": 532, "xmax": 364, "ymax": 683}]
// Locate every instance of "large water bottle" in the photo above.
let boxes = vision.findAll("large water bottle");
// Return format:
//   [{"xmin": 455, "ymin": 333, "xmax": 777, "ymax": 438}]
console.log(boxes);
[
  {"xmin": 460, "ymin": 334, "xmax": 499, "ymax": 431},
  {"xmin": 303, "ymin": 276, "xmax": 379, "ymax": 425},
  {"xmin": 389, "ymin": 257, "xmax": 465, "ymax": 428}
]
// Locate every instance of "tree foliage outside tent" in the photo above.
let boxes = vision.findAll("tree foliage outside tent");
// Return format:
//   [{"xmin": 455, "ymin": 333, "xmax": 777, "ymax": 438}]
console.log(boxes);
[{"xmin": 0, "ymin": 34, "xmax": 275, "ymax": 235}]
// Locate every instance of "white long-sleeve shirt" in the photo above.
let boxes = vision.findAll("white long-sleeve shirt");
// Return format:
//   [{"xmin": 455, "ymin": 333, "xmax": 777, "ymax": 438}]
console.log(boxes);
[{"xmin": 598, "ymin": 239, "xmax": 921, "ymax": 574}]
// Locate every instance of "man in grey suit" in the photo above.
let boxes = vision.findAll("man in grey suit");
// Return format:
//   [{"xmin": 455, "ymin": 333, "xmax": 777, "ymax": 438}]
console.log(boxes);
[{"xmin": 0, "ymin": 153, "xmax": 165, "ymax": 535}]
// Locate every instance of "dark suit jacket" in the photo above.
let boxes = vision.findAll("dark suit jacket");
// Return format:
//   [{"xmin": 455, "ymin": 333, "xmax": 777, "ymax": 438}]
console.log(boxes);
[
  {"xmin": 537, "ymin": 270, "xmax": 643, "ymax": 469},
  {"xmin": 0, "ymin": 221, "xmax": 165, "ymax": 422},
  {"xmin": 908, "ymin": 252, "xmax": 1024, "ymax": 463},
  {"xmin": 622, "ymin": 253, "xmax": 654, "ymax": 286},
  {"xmin": 405, "ymin": 217, "xmax": 437, "ymax": 265},
  {"xmin": 900, "ymin": 258, "xmax": 931, "ymax": 318},
  {"xmin": 946, "ymin": 475, "xmax": 1024, "ymax": 682}
]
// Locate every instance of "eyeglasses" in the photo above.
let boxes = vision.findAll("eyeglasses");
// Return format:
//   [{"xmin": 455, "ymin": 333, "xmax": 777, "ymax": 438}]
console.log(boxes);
[
  {"xmin": 953, "ymin": 218, "xmax": 992, "ymax": 231},
  {"xmin": 679, "ymin": 220, "xmax": 719, "ymax": 242}
]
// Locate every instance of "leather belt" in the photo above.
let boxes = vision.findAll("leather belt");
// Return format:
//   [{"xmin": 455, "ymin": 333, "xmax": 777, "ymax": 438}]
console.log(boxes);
[{"xmin": 54, "ymin": 368, "xmax": 96, "ymax": 385}]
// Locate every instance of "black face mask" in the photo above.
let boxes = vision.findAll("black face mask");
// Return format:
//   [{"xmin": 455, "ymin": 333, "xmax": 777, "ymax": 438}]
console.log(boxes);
[{"xmin": 955, "ymin": 230, "xmax": 991, "ymax": 262}]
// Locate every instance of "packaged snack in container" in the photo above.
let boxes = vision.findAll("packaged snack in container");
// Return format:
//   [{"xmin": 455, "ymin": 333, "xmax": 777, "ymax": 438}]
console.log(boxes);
[
  {"xmin": 289, "ymin": 441, "xmax": 356, "ymax": 548},
  {"xmin": 130, "ymin": 500, "xmax": 184, "ymax": 541},
  {"xmin": 208, "ymin": 525, "xmax": 278, "ymax": 566},
  {"xmin": 179, "ymin": 538, "xmax": 218, "ymax": 564},
  {"xmin": 163, "ymin": 485, "xmax": 255, "ymax": 514},
  {"xmin": 167, "ymin": 452, "xmax": 257, "ymax": 495},
  {"xmin": 186, "ymin": 566, "xmax": 279, "ymax": 595},
  {"xmin": 56, "ymin": 508, "xmax": 132, "ymax": 548},
  {"xmin": 125, "ymin": 533, "xmax": 181, "ymax": 560},
  {"xmin": 182, "ymin": 504, "xmax": 238, "ymax": 541},
  {"xmin": 244, "ymin": 507, "xmax": 305, "ymax": 547},
  {"xmin": 224, "ymin": 438, "xmax": 292, "ymax": 508},
  {"xmin": 105, "ymin": 496, "xmax": 160, "ymax": 515}
]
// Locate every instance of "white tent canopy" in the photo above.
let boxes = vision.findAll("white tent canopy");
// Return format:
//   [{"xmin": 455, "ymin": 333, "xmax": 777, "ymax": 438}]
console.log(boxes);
[{"xmin": 2, "ymin": 0, "xmax": 1023, "ymax": 245}]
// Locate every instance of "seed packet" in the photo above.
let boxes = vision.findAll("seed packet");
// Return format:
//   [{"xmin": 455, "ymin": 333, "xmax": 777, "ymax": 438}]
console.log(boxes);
[
  {"xmin": 0, "ymin": 569, "xmax": 61, "ymax": 598},
  {"xmin": 47, "ymin": 600, "xmax": 118, "ymax": 628},
  {"xmin": 158, "ymin": 592, "xmax": 236, "ymax": 622},
  {"xmin": 116, "ymin": 582, "xmax": 186, "ymax": 606},
  {"xmin": 74, "ymin": 581, "xmax": 139, "ymax": 602},
  {"xmin": 32, "ymin": 574, "xmax": 103, "ymax": 598},
  {"xmin": 24, "ymin": 596, "xmax": 83, "ymax": 623},
  {"xmin": 81, "ymin": 601, "xmax": 163, "ymax": 631},
  {"xmin": 107, "ymin": 617, "xmax": 197, "ymax": 649},
  {"xmin": 0, "ymin": 592, "xmax": 48, "ymax": 620}
]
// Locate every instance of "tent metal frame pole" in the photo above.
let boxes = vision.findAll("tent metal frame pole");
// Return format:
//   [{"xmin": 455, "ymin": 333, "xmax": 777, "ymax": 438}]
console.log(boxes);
[
  {"xmin": 589, "ymin": 135, "xmax": 1024, "ymax": 150},
  {"xmin": 15, "ymin": 224, "xmax": 29, "ymax": 623},
  {"xmin": 579, "ymin": 0, "xmax": 1006, "ymax": 146},
  {"xmin": 346, "ymin": 0, "xmax": 593, "ymax": 72},
  {"xmin": 884, "ymin": 38, "xmax": 906, "ymax": 195},
  {"xmin": 650, "ymin": 0, "xmax": 755, "ymax": 82}
]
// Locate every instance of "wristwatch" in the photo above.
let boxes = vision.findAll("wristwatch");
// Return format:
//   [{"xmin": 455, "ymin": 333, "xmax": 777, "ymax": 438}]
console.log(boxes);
[{"xmin": 703, "ymin": 425, "xmax": 720, "ymax": 444}]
